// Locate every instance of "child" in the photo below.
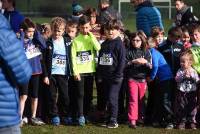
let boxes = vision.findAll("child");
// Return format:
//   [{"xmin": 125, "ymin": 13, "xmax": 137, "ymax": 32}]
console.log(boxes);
[
  {"xmin": 181, "ymin": 27, "xmax": 192, "ymax": 50},
  {"xmin": 71, "ymin": 15, "xmax": 101, "ymax": 126},
  {"xmin": 175, "ymin": 50, "xmax": 199, "ymax": 129},
  {"xmin": 126, "ymin": 32, "xmax": 152, "ymax": 128},
  {"xmin": 43, "ymin": 17, "xmax": 71, "ymax": 126},
  {"xmin": 97, "ymin": 19, "xmax": 126, "ymax": 128},
  {"xmin": 150, "ymin": 26, "xmax": 165, "ymax": 48},
  {"xmin": 191, "ymin": 24, "xmax": 200, "ymax": 47},
  {"xmin": 65, "ymin": 19, "xmax": 78, "ymax": 40},
  {"xmin": 19, "ymin": 18, "xmax": 45, "ymax": 126},
  {"xmin": 40, "ymin": 23, "xmax": 52, "ymax": 41},
  {"xmin": 147, "ymin": 37, "xmax": 174, "ymax": 127},
  {"xmin": 85, "ymin": 7, "xmax": 101, "ymax": 41}
]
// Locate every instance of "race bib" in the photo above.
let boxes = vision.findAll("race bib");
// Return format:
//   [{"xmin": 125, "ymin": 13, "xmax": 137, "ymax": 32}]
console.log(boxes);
[
  {"xmin": 76, "ymin": 51, "xmax": 92, "ymax": 64},
  {"xmin": 52, "ymin": 54, "xmax": 66, "ymax": 68},
  {"xmin": 25, "ymin": 45, "xmax": 41, "ymax": 59},
  {"xmin": 99, "ymin": 53, "xmax": 113, "ymax": 65}
]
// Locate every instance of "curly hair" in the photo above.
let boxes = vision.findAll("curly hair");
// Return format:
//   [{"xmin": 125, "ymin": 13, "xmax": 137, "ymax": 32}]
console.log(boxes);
[{"xmin": 51, "ymin": 17, "xmax": 66, "ymax": 30}]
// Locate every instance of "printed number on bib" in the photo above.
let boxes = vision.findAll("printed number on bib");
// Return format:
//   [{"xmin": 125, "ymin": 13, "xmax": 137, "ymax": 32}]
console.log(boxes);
[
  {"xmin": 25, "ymin": 45, "xmax": 41, "ymax": 59},
  {"xmin": 76, "ymin": 51, "xmax": 92, "ymax": 64},
  {"xmin": 52, "ymin": 54, "xmax": 66, "ymax": 68},
  {"xmin": 99, "ymin": 53, "xmax": 113, "ymax": 65}
]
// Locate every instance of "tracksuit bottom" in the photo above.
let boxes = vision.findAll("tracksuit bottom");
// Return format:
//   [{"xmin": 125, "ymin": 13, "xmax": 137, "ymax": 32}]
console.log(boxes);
[{"xmin": 128, "ymin": 79, "xmax": 147, "ymax": 122}]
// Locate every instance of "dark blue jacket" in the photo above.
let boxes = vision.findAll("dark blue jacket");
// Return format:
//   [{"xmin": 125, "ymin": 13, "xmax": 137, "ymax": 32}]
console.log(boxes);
[
  {"xmin": 149, "ymin": 48, "xmax": 173, "ymax": 81},
  {"xmin": 0, "ymin": 14, "xmax": 32, "ymax": 128},
  {"xmin": 97, "ymin": 37, "xmax": 126, "ymax": 81},
  {"xmin": 3, "ymin": 10, "xmax": 24, "ymax": 33},
  {"xmin": 135, "ymin": 1, "xmax": 164, "ymax": 37}
]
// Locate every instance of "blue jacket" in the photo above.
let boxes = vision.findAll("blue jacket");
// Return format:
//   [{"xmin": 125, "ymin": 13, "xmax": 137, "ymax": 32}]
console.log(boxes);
[
  {"xmin": 150, "ymin": 48, "xmax": 173, "ymax": 81},
  {"xmin": 0, "ymin": 14, "xmax": 32, "ymax": 128},
  {"xmin": 135, "ymin": 1, "xmax": 164, "ymax": 37},
  {"xmin": 3, "ymin": 10, "xmax": 24, "ymax": 33}
]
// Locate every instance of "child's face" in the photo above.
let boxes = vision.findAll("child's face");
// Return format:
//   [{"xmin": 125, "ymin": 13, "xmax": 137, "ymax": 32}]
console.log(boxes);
[
  {"xmin": 67, "ymin": 26, "xmax": 77, "ymax": 39},
  {"xmin": 193, "ymin": 30, "xmax": 200, "ymax": 43},
  {"xmin": 180, "ymin": 56, "xmax": 192, "ymax": 70},
  {"xmin": 155, "ymin": 33, "xmax": 164, "ymax": 45},
  {"xmin": 131, "ymin": 36, "xmax": 142, "ymax": 48},
  {"xmin": 52, "ymin": 25, "xmax": 65, "ymax": 40},
  {"xmin": 25, "ymin": 28, "xmax": 35, "ymax": 40},
  {"xmin": 90, "ymin": 13, "xmax": 97, "ymax": 25},
  {"xmin": 79, "ymin": 22, "xmax": 91, "ymax": 35},
  {"xmin": 105, "ymin": 29, "xmax": 120, "ymax": 40},
  {"xmin": 181, "ymin": 32, "xmax": 190, "ymax": 43}
]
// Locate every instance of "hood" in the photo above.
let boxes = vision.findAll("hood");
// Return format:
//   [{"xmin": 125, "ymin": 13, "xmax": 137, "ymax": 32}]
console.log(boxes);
[
  {"xmin": 136, "ymin": 1, "xmax": 153, "ymax": 11},
  {"xmin": 0, "ymin": 14, "xmax": 10, "ymax": 29}
]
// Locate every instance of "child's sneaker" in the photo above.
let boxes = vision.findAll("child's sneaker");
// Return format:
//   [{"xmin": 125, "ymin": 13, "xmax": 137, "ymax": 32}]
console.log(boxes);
[
  {"xmin": 64, "ymin": 117, "xmax": 73, "ymax": 125},
  {"xmin": 165, "ymin": 123, "xmax": 174, "ymax": 129},
  {"xmin": 20, "ymin": 117, "xmax": 28, "ymax": 127},
  {"xmin": 51, "ymin": 116, "xmax": 60, "ymax": 126},
  {"xmin": 107, "ymin": 122, "xmax": 119, "ymax": 128},
  {"xmin": 190, "ymin": 123, "xmax": 197, "ymax": 130},
  {"xmin": 177, "ymin": 123, "xmax": 185, "ymax": 130},
  {"xmin": 30, "ymin": 117, "xmax": 45, "ymax": 125},
  {"xmin": 78, "ymin": 116, "xmax": 85, "ymax": 126},
  {"xmin": 129, "ymin": 120, "xmax": 136, "ymax": 129}
]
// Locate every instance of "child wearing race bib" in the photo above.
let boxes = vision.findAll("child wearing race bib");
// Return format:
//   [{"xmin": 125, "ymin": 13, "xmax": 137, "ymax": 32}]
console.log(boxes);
[
  {"xmin": 175, "ymin": 50, "xmax": 199, "ymax": 129},
  {"xmin": 19, "ymin": 18, "xmax": 45, "ymax": 126},
  {"xmin": 71, "ymin": 15, "xmax": 101, "ymax": 126},
  {"xmin": 96, "ymin": 20, "xmax": 126, "ymax": 128},
  {"xmin": 43, "ymin": 17, "xmax": 72, "ymax": 126}
]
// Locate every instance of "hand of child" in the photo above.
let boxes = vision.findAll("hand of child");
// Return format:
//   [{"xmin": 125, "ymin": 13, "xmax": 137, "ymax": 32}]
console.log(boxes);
[
  {"xmin": 74, "ymin": 74, "xmax": 81, "ymax": 81},
  {"xmin": 43, "ymin": 77, "xmax": 50, "ymax": 85},
  {"xmin": 184, "ymin": 70, "xmax": 191, "ymax": 78}
]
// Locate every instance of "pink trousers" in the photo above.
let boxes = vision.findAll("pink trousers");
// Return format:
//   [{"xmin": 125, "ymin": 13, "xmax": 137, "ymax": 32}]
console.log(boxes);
[{"xmin": 128, "ymin": 79, "xmax": 147, "ymax": 121}]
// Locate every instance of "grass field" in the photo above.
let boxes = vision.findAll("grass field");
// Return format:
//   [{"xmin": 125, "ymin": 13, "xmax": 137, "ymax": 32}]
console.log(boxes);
[{"xmin": 22, "ymin": 124, "xmax": 200, "ymax": 134}]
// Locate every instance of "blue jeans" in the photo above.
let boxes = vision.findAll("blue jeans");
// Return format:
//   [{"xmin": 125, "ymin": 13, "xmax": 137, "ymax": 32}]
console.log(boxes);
[{"xmin": 0, "ymin": 124, "xmax": 21, "ymax": 134}]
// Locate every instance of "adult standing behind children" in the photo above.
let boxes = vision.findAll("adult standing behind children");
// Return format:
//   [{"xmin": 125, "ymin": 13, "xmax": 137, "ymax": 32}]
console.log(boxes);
[
  {"xmin": 130, "ymin": 0, "xmax": 164, "ymax": 37},
  {"xmin": 71, "ymin": 15, "xmax": 101, "ymax": 126},
  {"xmin": 98, "ymin": 0, "xmax": 123, "ymax": 26},
  {"xmin": 1, "ymin": 0, "xmax": 24, "ymax": 33},
  {"xmin": 174, "ymin": 0, "xmax": 199, "ymax": 27},
  {"xmin": 0, "ymin": 14, "xmax": 31, "ymax": 134}
]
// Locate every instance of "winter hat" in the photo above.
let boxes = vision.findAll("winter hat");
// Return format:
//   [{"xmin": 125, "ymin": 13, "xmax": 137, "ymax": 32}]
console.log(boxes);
[{"xmin": 72, "ymin": 3, "xmax": 83, "ymax": 14}]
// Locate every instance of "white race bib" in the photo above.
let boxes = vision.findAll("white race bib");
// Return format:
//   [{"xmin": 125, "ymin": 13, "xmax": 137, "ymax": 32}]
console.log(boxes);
[
  {"xmin": 52, "ymin": 54, "xmax": 66, "ymax": 68},
  {"xmin": 25, "ymin": 45, "xmax": 41, "ymax": 59},
  {"xmin": 76, "ymin": 51, "xmax": 92, "ymax": 64},
  {"xmin": 99, "ymin": 53, "xmax": 113, "ymax": 65}
]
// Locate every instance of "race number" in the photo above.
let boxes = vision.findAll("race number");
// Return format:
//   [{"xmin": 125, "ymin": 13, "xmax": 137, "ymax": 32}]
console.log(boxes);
[
  {"xmin": 99, "ymin": 53, "xmax": 113, "ymax": 65},
  {"xmin": 76, "ymin": 51, "xmax": 92, "ymax": 64}
]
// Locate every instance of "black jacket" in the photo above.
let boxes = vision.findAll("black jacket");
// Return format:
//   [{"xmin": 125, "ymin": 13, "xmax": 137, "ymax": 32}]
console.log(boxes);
[
  {"xmin": 175, "ymin": 5, "xmax": 199, "ymax": 27},
  {"xmin": 126, "ymin": 47, "xmax": 151, "ymax": 81},
  {"xmin": 158, "ymin": 39, "xmax": 183, "ymax": 76},
  {"xmin": 42, "ymin": 36, "xmax": 72, "ymax": 78},
  {"xmin": 97, "ymin": 37, "xmax": 126, "ymax": 81}
]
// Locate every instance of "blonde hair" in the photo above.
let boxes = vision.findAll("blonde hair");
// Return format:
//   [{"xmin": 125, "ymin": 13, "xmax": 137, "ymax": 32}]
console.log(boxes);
[
  {"xmin": 51, "ymin": 17, "xmax": 66, "ymax": 30},
  {"xmin": 180, "ymin": 50, "xmax": 194, "ymax": 64}
]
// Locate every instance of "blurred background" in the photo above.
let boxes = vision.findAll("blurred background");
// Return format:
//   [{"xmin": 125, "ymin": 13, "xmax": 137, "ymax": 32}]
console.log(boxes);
[{"xmin": 15, "ymin": 0, "xmax": 200, "ymax": 31}]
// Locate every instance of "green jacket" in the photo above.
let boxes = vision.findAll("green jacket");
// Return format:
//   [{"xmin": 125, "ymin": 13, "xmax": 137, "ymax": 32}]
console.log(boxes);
[
  {"xmin": 71, "ymin": 33, "xmax": 101, "ymax": 75},
  {"xmin": 191, "ymin": 47, "xmax": 200, "ymax": 74}
]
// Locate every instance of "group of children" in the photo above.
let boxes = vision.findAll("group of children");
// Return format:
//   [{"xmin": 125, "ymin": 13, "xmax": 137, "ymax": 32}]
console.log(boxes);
[{"xmin": 13, "ymin": 4, "xmax": 200, "ymax": 130}]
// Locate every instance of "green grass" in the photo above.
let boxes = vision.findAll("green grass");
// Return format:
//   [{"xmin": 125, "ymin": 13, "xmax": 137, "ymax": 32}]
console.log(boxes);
[{"xmin": 22, "ymin": 124, "xmax": 200, "ymax": 134}]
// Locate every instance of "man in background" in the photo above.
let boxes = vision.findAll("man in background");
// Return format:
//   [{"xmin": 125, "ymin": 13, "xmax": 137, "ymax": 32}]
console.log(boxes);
[{"xmin": 130, "ymin": 0, "xmax": 164, "ymax": 37}]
